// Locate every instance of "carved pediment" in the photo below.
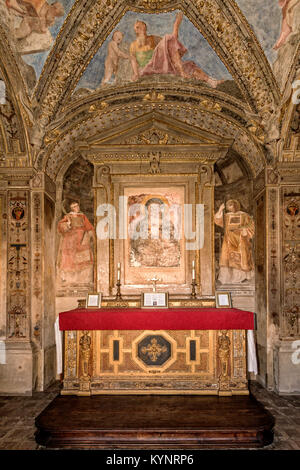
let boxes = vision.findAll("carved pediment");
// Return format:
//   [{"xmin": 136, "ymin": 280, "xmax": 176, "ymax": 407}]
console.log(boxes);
[
  {"xmin": 78, "ymin": 111, "xmax": 232, "ymax": 148},
  {"xmin": 121, "ymin": 127, "xmax": 189, "ymax": 146}
]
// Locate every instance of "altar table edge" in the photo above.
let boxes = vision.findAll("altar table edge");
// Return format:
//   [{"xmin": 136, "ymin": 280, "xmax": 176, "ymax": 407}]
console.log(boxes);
[{"xmin": 59, "ymin": 307, "xmax": 254, "ymax": 331}]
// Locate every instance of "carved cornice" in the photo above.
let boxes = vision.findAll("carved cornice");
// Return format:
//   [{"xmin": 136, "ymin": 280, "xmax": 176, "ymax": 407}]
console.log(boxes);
[
  {"xmin": 84, "ymin": 149, "xmax": 229, "ymax": 164},
  {"xmin": 277, "ymin": 163, "xmax": 300, "ymax": 183},
  {"xmin": 0, "ymin": 167, "xmax": 35, "ymax": 187}
]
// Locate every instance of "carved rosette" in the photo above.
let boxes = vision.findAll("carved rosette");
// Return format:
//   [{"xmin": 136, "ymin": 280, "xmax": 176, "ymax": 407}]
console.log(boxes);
[{"xmin": 139, "ymin": 336, "xmax": 170, "ymax": 365}]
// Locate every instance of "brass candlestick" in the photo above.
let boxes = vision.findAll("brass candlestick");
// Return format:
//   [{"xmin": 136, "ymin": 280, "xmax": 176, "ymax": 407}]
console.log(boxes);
[
  {"xmin": 116, "ymin": 279, "xmax": 122, "ymax": 300},
  {"xmin": 191, "ymin": 279, "xmax": 197, "ymax": 299}
]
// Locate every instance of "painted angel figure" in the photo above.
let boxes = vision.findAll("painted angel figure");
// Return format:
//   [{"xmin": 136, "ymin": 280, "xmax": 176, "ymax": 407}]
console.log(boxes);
[
  {"xmin": 5, "ymin": 0, "xmax": 64, "ymax": 40},
  {"xmin": 101, "ymin": 30, "xmax": 130, "ymax": 85}
]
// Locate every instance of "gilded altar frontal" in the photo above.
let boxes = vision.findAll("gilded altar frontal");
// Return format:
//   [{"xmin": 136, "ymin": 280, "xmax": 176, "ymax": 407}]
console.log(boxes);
[
  {"xmin": 0, "ymin": 0, "xmax": 299, "ymax": 399},
  {"xmin": 63, "ymin": 327, "xmax": 248, "ymax": 396}
]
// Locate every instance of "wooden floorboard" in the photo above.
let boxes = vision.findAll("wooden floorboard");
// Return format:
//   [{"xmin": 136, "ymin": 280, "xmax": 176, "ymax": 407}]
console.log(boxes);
[{"xmin": 35, "ymin": 394, "xmax": 275, "ymax": 449}]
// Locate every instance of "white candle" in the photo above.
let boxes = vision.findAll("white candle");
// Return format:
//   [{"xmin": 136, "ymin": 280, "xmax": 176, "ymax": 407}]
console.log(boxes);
[
  {"xmin": 192, "ymin": 260, "xmax": 195, "ymax": 280},
  {"xmin": 117, "ymin": 263, "xmax": 121, "ymax": 281}
]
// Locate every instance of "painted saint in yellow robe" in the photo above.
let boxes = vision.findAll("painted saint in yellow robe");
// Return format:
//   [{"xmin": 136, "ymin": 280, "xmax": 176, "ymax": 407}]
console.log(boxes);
[{"xmin": 214, "ymin": 199, "xmax": 254, "ymax": 285}]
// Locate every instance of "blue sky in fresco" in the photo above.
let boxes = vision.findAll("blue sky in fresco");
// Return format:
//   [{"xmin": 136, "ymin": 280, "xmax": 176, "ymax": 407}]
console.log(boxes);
[
  {"xmin": 76, "ymin": 10, "xmax": 233, "ymax": 91},
  {"xmin": 236, "ymin": 0, "xmax": 282, "ymax": 63},
  {"xmin": 22, "ymin": 0, "xmax": 75, "ymax": 79},
  {"xmin": 19, "ymin": 2, "xmax": 283, "ymax": 85}
]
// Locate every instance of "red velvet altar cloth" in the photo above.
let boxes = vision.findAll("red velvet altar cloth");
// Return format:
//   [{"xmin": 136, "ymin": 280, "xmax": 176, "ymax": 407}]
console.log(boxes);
[{"xmin": 59, "ymin": 308, "xmax": 254, "ymax": 331}]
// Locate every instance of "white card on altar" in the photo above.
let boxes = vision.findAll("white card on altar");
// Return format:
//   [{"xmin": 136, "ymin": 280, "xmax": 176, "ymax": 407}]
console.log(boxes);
[
  {"xmin": 86, "ymin": 293, "xmax": 102, "ymax": 308},
  {"xmin": 215, "ymin": 291, "xmax": 232, "ymax": 308},
  {"xmin": 142, "ymin": 292, "xmax": 169, "ymax": 308}
]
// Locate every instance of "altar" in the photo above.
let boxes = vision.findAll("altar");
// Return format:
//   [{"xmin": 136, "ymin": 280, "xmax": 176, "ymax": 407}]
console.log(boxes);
[{"xmin": 57, "ymin": 298, "xmax": 256, "ymax": 397}]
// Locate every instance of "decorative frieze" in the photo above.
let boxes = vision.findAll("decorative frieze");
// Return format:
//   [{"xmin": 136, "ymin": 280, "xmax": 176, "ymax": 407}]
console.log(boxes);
[
  {"xmin": 7, "ymin": 191, "xmax": 30, "ymax": 339},
  {"xmin": 31, "ymin": 192, "xmax": 42, "ymax": 345},
  {"xmin": 268, "ymin": 189, "xmax": 280, "ymax": 330},
  {"xmin": 281, "ymin": 188, "xmax": 300, "ymax": 337}
]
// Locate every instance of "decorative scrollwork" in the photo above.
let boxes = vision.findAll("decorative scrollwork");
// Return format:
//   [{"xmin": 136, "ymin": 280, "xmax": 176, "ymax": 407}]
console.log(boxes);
[
  {"xmin": 218, "ymin": 330, "xmax": 231, "ymax": 394},
  {"xmin": 79, "ymin": 331, "xmax": 91, "ymax": 379}
]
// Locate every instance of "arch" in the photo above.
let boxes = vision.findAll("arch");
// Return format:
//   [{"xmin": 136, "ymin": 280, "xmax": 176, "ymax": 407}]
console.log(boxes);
[
  {"xmin": 38, "ymin": 92, "xmax": 266, "ymax": 180},
  {"xmin": 0, "ymin": 24, "xmax": 32, "ymax": 166}
]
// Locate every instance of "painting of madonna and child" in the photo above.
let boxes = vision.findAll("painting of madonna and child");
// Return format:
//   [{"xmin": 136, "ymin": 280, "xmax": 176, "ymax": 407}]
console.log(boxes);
[{"xmin": 75, "ymin": 11, "xmax": 234, "ymax": 94}]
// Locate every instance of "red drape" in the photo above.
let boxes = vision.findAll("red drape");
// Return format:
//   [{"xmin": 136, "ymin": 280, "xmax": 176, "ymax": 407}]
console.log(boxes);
[{"xmin": 59, "ymin": 308, "xmax": 254, "ymax": 331}]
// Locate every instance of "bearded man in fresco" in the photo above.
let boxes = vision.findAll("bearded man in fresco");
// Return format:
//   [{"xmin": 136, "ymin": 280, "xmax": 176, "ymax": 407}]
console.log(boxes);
[
  {"xmin": 57, "ymin": 201, "xmax": 95, "ymax": 287},
  {"xmin": 214, "ymin": 199, "xmax": 255, "ymax": 285}
]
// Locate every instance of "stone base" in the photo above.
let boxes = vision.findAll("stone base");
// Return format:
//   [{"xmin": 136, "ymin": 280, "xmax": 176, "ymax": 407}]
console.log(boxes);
[
  {"xmin": 274, "ymin": 340, "xmax": 300, "ymax": 394},
  {"xmin": 0, "ymin": 341, "xmax": 33, "ymax": 396},
  {"xmin": 32, "ymin": 344, "xmax": 57, "ymax": 392}
]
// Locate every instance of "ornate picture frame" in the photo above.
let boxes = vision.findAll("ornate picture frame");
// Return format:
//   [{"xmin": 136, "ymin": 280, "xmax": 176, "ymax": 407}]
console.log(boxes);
[
  {"xmin": 141, "ymin": 292, "xmax": 169, "ymax": 309},
  {"xmin": 86, "ymin": 293, "xmax": 102, "ymax": 308},
  {"xmin": 215, "ymin": 291, "xmax": 232, "ymax": 308}
]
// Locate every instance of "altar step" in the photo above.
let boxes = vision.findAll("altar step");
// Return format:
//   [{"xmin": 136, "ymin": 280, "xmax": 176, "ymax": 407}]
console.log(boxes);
[{"xmin": 35, "ymin": 394, "xmax": 274, "ymax": 449}]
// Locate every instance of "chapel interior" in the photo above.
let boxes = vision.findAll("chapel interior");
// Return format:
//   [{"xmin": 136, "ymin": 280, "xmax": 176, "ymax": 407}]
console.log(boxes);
[{"xmin": 0, "ymin": 0, "xmax": 300, "ymax": 450}]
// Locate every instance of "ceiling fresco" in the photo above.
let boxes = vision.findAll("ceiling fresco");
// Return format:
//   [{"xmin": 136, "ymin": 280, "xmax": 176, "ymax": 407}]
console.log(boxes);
[
  {"xmin": 0, "ymin": 0, "xmax": 75, "ymax": 80},
  {"xmin": 236, "ymin": 0, "xmax": 282, "ymax": 64},
  {"xmin": 236, "ymin": 0, "xmax": 300, "ymax": 64},
  {"xmin": 0, "ymin": 1, "xmax": 299, "ymax": 97},
  {"xmin": 75, "ymin": 10, "xmax": 233, "ymax": 93}
]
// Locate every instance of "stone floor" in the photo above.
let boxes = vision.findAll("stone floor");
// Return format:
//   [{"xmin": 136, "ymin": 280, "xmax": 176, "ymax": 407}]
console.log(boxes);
[{"xmin": 0, "ymin": 381, "xmax": 299, "ymax": 450}]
